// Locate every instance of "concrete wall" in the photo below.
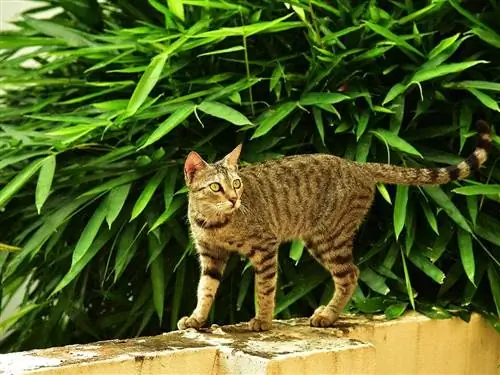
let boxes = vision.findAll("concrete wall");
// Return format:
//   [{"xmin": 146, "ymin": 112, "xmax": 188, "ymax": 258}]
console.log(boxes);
[{"xmin": 0, "ymin": 312, "xmax": 498, "ymax": 374}]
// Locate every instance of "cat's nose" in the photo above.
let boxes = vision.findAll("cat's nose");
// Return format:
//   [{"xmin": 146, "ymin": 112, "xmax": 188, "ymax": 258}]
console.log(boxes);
[{"xmin": 228, "ymin": 197, "xmax": 237, "ymax": 206}]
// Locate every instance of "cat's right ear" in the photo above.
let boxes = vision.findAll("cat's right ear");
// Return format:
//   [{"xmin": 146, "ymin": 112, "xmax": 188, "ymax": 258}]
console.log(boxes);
[{"xmin": 184, "ymin": 151, "xmax": 208, "ymax": 185}]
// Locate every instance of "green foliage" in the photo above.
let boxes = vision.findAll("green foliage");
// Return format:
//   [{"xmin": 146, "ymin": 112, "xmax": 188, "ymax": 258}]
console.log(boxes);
[{"xmin": 1, "ymin": 0, "xmax": 500, "ymax": 351}]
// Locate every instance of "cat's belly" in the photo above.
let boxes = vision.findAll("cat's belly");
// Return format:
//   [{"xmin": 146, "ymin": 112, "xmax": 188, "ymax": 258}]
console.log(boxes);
[{"xmin": 195, "ymin": 223, "xmax": 277, "ymax": 257}]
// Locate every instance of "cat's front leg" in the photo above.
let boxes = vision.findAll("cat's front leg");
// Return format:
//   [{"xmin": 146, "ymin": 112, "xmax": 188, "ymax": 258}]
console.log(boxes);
[
  {"xmin": 177, "ymin": 242, "xmax": 229, "ymax": 330},
  {"xmin": 247, "ymin": 245, "xmax": 278, "ymax": 332}
]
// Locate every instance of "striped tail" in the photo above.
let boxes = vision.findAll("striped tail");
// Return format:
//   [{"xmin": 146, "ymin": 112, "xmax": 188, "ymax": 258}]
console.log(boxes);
[{"xmin": 366, "ymin": 120, "xmax": 492, "ymax": 185}]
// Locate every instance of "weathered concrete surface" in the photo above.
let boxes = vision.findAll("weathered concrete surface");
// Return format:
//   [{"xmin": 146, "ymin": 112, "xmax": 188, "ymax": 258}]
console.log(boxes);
[{"xmin": 0, "ymin": 312, "xmax": 498, "ymax": 375}]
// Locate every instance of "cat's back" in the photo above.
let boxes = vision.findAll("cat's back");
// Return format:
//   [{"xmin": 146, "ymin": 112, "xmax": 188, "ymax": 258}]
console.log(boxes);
[
  {"xmin": 240, "ymin": 153, "xmax": 360, "ymax": 180},
  {"xmin": 237, "ymin": 153, "xmax": 374, "ymax": 239}
]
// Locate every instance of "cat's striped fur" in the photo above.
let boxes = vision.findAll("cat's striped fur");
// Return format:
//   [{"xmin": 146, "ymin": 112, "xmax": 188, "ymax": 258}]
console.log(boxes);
[{"xmin": 178, "ymin": 120, "xmax": 491, "ymax": 332}]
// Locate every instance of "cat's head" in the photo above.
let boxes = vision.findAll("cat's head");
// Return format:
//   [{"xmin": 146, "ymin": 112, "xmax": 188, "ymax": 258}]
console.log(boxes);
[{"xmin": 184, "ymin": 145, "xmax": 243, "ymax": 216}]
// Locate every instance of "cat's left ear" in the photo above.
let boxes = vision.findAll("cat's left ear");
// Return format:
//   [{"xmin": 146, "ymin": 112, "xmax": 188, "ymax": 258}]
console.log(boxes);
[
  {"xmin": 184, "ymin": 151, "xmax": 208, "ymax": 185},
  {"xmin": 223, "ymin": 144, "xmax": 242, "ymax": 169}
]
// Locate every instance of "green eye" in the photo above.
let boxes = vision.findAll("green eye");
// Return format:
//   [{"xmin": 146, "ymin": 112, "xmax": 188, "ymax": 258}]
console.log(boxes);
[
  {"xmin": 233, "ymin": 179, "xmax": 241, "ymax": 189},
  {"xmin": 209, "ymin": 183, "xmax": 222, "ymax": 192}
]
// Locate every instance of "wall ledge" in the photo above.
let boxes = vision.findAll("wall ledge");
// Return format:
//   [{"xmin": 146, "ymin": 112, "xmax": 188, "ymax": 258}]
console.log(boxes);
[{"xmin": 1, "ymin": 312, "xmax": 499, "ymax": 375}]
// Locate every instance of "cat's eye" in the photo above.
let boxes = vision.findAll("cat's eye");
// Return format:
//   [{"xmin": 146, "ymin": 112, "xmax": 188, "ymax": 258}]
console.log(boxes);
[
  {"xmin": 209, "ymin": 183, "xmax": 222, "ymax": 192},
  {"xmin": 233, "ymin": 179, "xmax": 241, "ymax": 189}
]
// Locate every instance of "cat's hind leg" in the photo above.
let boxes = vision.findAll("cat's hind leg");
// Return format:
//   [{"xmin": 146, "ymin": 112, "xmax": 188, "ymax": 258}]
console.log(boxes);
[{"xmin": 304, "ymin": 219, "xmax": 363, "ymax": 327}]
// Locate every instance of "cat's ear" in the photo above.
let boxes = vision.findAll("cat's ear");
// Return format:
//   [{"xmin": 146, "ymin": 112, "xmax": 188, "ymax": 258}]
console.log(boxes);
[
  {"xmin": 184, "ymin": 151, "xmax": 208, "ymax": 184},
  {"xmin": 223, "ymin": 144, "xmax": 242, "ymax": 168}
]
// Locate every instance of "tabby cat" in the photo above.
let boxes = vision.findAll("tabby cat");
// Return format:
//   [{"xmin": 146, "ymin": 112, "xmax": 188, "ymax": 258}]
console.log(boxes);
[{"xmin": 177, "ymin": 120, "xmax": 491, "ymax": 332}]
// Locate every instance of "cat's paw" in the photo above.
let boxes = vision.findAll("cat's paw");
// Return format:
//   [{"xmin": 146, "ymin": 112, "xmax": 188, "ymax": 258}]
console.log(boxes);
[
  {"xmin": 309, "ymin": 306, "xmax": 339, "ymax": 328},
  {"xmin": 248, "ymin": 318, "xmax": 272, "ymax": 332},
  {"xmin": 177, "ymin": 316, "xmax": 202, "ymax": 330}
]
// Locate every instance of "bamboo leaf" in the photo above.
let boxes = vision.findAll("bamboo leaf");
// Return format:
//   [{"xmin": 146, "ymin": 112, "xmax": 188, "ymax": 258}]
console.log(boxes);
[
  {"xmin": 194, "ymin": 14, "xmax": 300, "ymax": 38},
  {"xmin": 487, "ymin": 265, "xmax": 500, "ymax": 317},
  {"xmin": 428, "ymin": 33, "xmax": 460, "ymax": 59},
  {"xmin": 3, "ymin": 197, "xmax": 91, "ymax": 280},
  {"xmin": 383, "ymin": 83, "xmax": 408, "ymax": 105},
  {"xmin": 35, "ymin": 155, "xmax": 56, "ymax": 214},
  {"xmin": 394, "ymin": 185, "xmax": 408, "ymax": 239},
  {"xmin": 457, "ymin": 229, "xmax": 475, "ymax": 284},
  {"xmin": 312, "ymin": 107, "xmax": 325, "ymax": 145},
  {"xmin": 236, "ymin": 269, "xmax": 253, "ymax": 311},
  {"xmin": 0, "ymin": 243, "xmax": 21, "ymax": 252},
  {"xmin": 72, "ymin": 199, "xmax": 107, "ymax": 265},
  {"xmin": 418, "ymin": 305, "xmax": 452, "ymax": 320},
  {"xmin": 52, "ymin": 223, "xmax": 115, "ymax": 295},
  {"xmin": 446, "ymin": 80, "xmax": 500, "ymax": 92},
  {"xmin": 352, "ymin": 46, "xmax": 393, "ymax": 61},
  {"xmin": 0, "ymin": 158, "xmax": 44, "ymax": 209},
  {"xmin": 114, "ymin": 221, "xmax": 140, "ymax": 282},
  {"xmin": 127, "ymin": 53, "xmax": 168, "ymax": 117},
  {"xmin": 359, "ymin": 267, "xmax": 390, "ymax": 295},
  {"xmin": 0, "ymin": 304, "xmax": 40, "ymax": 332},
  {"xmin": 25, "ymin": 18, "xmax": 92, "ymax": 47},
  {"xmin": 420, "ymin": 199, "xmax": 439, "ymax": 235},
  {"xmin": 270, "ymin": 65, "xmax": 282, "ymax": 92},
  {"xmin": 469, "ymin": 27, "xmax": 500, "ymax": 49},
  {"xmin": 289, "ymin": 240, "xmax": 304, "ymax": 265},
  {"xmin": 81, "ymin": 173, "xmax": 141, "ymax": 197},
  {"xmin": 371, "ymin": 129, "xmax": 423, "ymax": 158},
  {"xmin": 251, "ymin": 101, "xmax": 296, "ymax": 139},
  {"xmin": 198, "ymin": 46, "xmax": 245, "ymax": 57},
  {"xmin": 163, "ymin": 168, "xmax": 178, "ymax": 211},
  {"xmin": 149, "ymin": 196, "xmax": 185, "ymax": 232},
  {"xmin": 105, "ymin": 184, "xmax": 131, "ymax": 229},
  {"xmin": 475, "ymin": 214, "xmax": 500, "ymax": 248},
  {"xmin": 385, "ymin": 302, "xmax": 408, "ymax": 320},
  {"xmin": 167, "ymin": 0, "xmax": 185, "ymax": 21},
  {"xmin": 275, "ymin": 265, "xmax": 329, "ymax": 314},
  {"xmin": 466, "ymin": 196, "xmax": 478, "ymax": 228},
  {"xmin": 198, "ymin": 101, "xmax": 252, "ymax": 125},
  {"xmin": 404, "ymin": 200, "xmax": 416, "ymax": 253},
  {"xmin": 408, "ymin": 251, "xmax": 446, "ymax": 284},
  {"xmin": 131, "ymin": 170, "xmax": 167, "ymax": 221},
  {"xmin": 427, "ymin": 220, "xmax": 454, "ymax": 262},
  {"xmin": 459, "ymin": 104, "xmax": 472, "ymax": 152},
  {"xmin": 356, "ymin": 111, "xmax": 370, "ymax": 141},
  {"xmin": 400, "ymin": 248, "xmax": 415, "ymax": 309},
  {"xmin": 466, "ymin": 89, "xmax": 500, "ymax": 112},
  {"xmin": 140, "ymin": 103, "xmax": 195, "ymax": 149},
  {"xmin": 423, "ymin": 186, "xmax": 471, "ymax": 233},
  {"xmin": 356, "ymin": 133, "xmax": 372, "ymax": 163},
  {"xmin": 453, "ymin": 184, "xmax": 500, "ymax": 196},
  {"xmin": 377, "ymin": 183, "xmax": 392, "ymax": 204},
  {"xmin": 149, "ymin": 235, "xmax": 165, "ymax": 323},
  {"xmin": 299, "ymin": 92, "xmax": 349, "ymax": 105},
  {"xmin": 0, "ymin": 151, "xmax": 50, "ymax": 171},
  {"xmin": 411, "ymin": 61, "xmax": 488, "ymax": 84},
  {"xmin": 365, "ymin": 21, "xmax": 424, "ymax": 57},
  {"xmin": 354, "ymin": 297, "xmax": 387, "ymax": 314}
]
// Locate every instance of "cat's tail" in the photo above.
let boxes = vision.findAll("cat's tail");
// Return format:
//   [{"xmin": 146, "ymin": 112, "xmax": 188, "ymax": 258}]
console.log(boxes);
[{"xmin": 366, "ymin": 120, "xmax": 492, "ymax": 185}]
